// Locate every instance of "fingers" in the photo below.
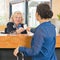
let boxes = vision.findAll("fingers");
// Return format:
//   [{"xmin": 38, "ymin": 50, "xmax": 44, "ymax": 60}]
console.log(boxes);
[
  {"xmin": 16, "ymin": 27, "xmax": 25, "ymax": 34},
  {"xmin": 26, "ymin": 27, "xmax": 31, "ymax": 31},
  {"xmin": 13, "ymin": 47, "xmax": 19, "ymax": 56},
  {"xmin": 16, "ymin": 27, "xmax": 31, "ymax": 34},
  {"xmin": 19, "ymin": 27, "xmax": 25, "ymax": 31}
]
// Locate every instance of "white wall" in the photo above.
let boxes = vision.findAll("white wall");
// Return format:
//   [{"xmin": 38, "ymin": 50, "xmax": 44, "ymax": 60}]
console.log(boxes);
[{"xmin": 0, "ymin": 0, "xmax": 9, "ymax": 25}]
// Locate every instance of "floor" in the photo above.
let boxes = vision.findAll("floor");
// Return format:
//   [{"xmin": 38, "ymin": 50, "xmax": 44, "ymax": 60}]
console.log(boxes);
[{"xmin": 0, "ymin": 48, "xmax": 59, "ymax": 60}]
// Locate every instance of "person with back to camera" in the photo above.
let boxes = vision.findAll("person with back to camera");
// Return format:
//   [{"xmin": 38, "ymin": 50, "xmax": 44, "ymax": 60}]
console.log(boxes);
[
  {"xmin": 5, "ymin": 11, "xmax": 27, "ymax": 34},
  {"xmin": 13, "ymin": 3, "xmax": 57, "ymax": 60}
]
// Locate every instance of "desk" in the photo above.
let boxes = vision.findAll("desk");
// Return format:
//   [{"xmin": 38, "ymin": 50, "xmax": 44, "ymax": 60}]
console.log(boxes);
[
  {"xmin": 0, "ymin": 34, "xmax": 32, "ymax": 60},
  {"xmin": 0, "ymin": 34, "xmax": 60, "ymax": 48},
  {"xmin": 0, "ymin": 34, "xmax": 32, "ymax": 48},
  {"xmin": 56, "ymin": 35, "xmax": 60, "ymax": 48},
  {"xmin": 0, "ymin": 34, "xmax": 60, "ymax": 60}
]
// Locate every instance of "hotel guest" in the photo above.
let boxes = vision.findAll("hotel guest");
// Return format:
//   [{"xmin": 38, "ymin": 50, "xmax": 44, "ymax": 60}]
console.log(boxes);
[{"xmin": 13, "ymin": 3, "xmax": 57, "ymax": 60}]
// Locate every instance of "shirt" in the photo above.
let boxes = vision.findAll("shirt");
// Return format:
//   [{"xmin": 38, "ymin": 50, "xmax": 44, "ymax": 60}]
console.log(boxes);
[{"xmin": 19, "ymin": 21, "xmax": 57, "ymax": 60}]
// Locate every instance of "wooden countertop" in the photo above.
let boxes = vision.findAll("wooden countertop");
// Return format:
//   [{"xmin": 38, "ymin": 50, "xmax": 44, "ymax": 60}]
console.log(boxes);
[
  {"xmin": 56, "ymin": 35, "xmax": 60, "ymax": 48},
  {"xmin": 0, "ymin": 34, "xmax": 32, "ymax": 48},
  {"xmin": 0, "ymin": 34, "xmax": 60, "ymax": 48}
]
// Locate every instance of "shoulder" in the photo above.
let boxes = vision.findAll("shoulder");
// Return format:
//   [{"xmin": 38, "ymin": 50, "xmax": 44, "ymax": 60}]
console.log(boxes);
[
  {"xmin": 6, "ymin": 22, "xmax": 15, "ymax": 30},
  {"xmin": 7, "ymin": 22, "xmax": 14, "ymax": 27},
  {"xmin": 7, "ymin": 22, "xmax": 14, "ymax": 26},
  {"xmin": 35, "ymin": 26, "xmax": 45, "ymax": 36}
]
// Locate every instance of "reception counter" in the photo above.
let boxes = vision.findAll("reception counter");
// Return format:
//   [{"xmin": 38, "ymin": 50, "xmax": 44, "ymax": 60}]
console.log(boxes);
[
  {"xmin": 0, "ymin": 34, "xmax": 32, "ymax": 48},
  {"xmin": 0, "ymin": 34, "xmax": 60, "ymax": 60},
  {"xmin": 56, "ymin": 35, "xmax": 60, "ymax": 48},
  {"xmin": 0, "ymin": 34, "xmax": 60, "ymax": 48},
  {"xmin": 0, "ymin": 34, "xmax": 32, "ymax": 60}
]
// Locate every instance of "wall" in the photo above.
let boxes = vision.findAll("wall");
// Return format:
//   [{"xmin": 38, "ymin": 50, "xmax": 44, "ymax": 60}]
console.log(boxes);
[
  {"xmin": 0, "ymin": 0, "xmax": 9, "ymax": 25},
  {"xmin": 5, "ymin": 0, "xmax": 9, "ymax": 21},
  {"xmin": 52, "ymin": 0, "xmax": 60, "ymax": 18},
  {"xmin": 3, "ymin": 0, "xmax": 60, "ymax": 23}
]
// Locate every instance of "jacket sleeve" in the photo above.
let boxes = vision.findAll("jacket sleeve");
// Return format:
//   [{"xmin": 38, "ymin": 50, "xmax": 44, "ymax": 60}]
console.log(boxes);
[
  {"xmin": 30, "ymin": 28, "xmax": 36, "ymax": 33},
  {"xmin": 5, "ymin": 22, "xmax": 16, "ymax": 33},
  {"xmin": 19, "ymin": 29, "xmax": 44, "ymax": 56}
]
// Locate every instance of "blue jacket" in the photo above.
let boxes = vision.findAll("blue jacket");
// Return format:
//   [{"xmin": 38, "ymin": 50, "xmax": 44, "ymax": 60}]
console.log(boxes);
[{"xmin": 19, "ymin": 21, "xmax": 57, "ymax": 60}]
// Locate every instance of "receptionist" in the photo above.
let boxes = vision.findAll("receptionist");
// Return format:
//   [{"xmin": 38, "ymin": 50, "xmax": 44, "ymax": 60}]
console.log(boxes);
[{"xmin": 5, "ymin": 11, "xmax": 27, "ymax": 34}]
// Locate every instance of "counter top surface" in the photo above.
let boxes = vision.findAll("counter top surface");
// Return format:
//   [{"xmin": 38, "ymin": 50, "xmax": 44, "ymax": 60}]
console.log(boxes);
[{"xmin": 0, "ymin": 34, "xmax": 60, "ymax": 48}]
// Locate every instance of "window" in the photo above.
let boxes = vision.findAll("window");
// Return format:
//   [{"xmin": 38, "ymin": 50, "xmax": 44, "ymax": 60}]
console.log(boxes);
[
  {"xmin": 10, "ymin": 0, "xmax": 52, "ymax": 27},
  {"xmin": 9, "ymin": 1, "xmax": 26, "ymax": 23},
  {"xmin": 28, "ymin": 0, "xmax": 52, "ymax": 28}
]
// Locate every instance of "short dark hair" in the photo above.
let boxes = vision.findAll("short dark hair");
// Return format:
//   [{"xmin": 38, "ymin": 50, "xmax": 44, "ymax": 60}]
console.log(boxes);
[{"xmin": 36, "ymin": 3, "xmax": 53, "ymax": 19}]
